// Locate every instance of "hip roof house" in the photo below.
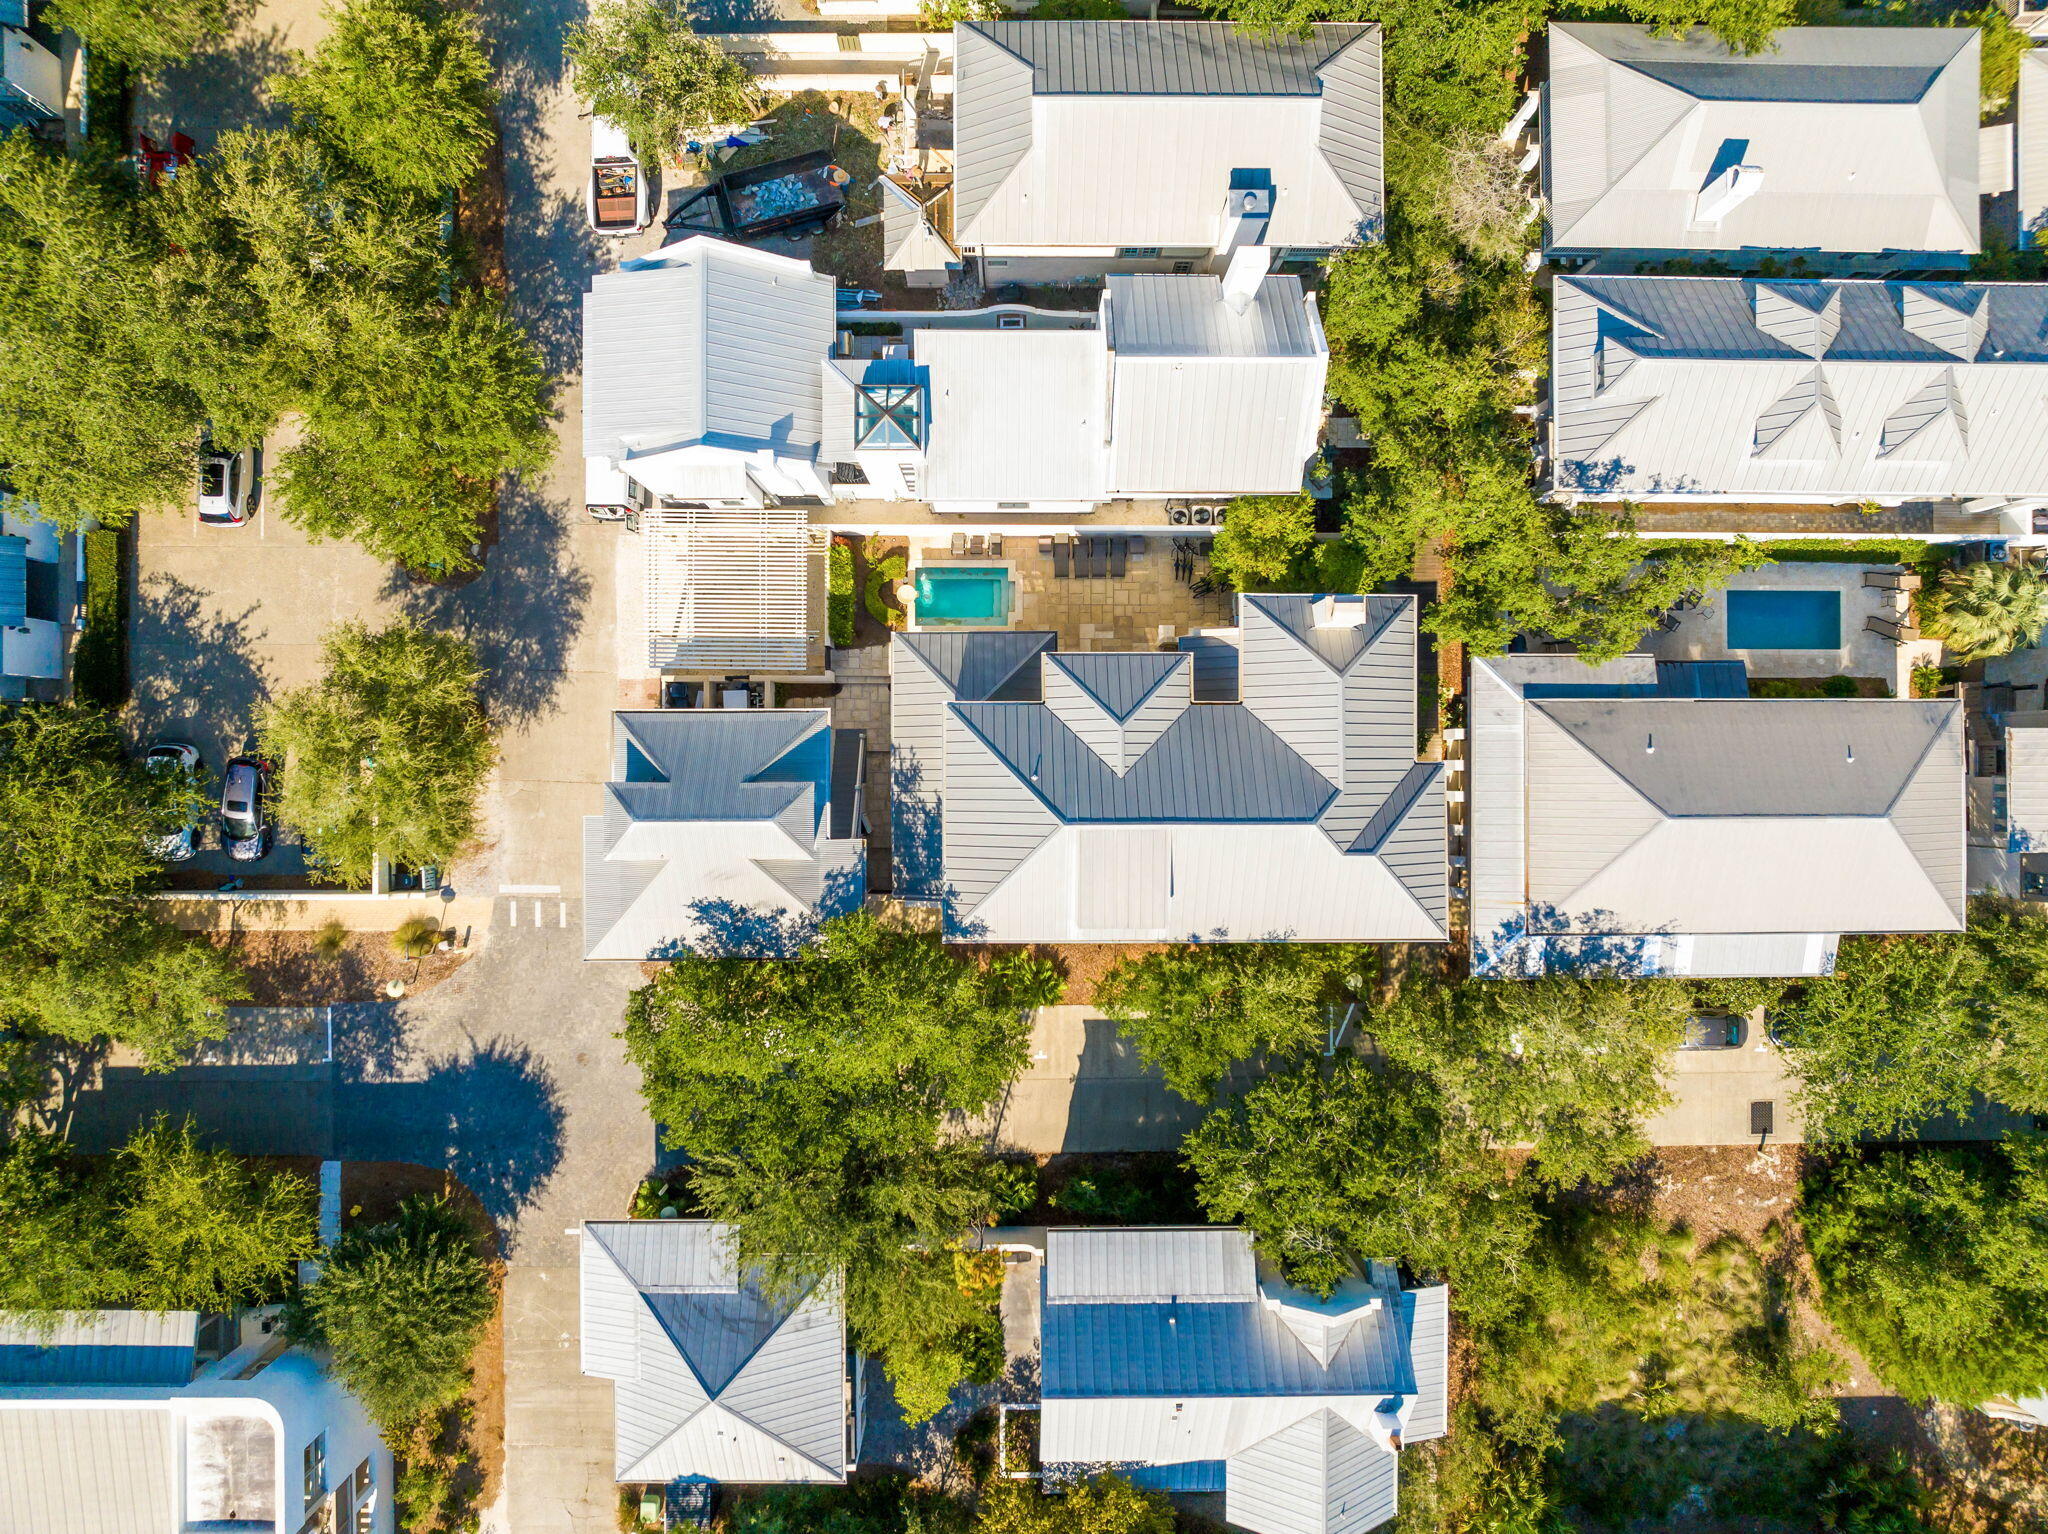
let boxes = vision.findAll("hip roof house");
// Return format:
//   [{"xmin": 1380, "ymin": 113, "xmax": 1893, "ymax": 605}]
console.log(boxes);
[
  {"xmin": 1039, "ymin": 1228, "xmax": 1447, "ymax": 1534},
  {"xmin": 946, "ymin": 21, "xmax": 1382, "ymax": 280},
  {"xmin": 579, "ymin": 1221, "xmax": 850, "ymax": 1486},
  {"xmin": 1469, "ymin": 654, "xmax": 1965, "ymax": 978},
  {"xmin": 888, "ymin": 594, "xmax": 1446, "ymax": 944},
  {"xmin": 582, "ymin": 710, "xmax": 866, "ymax": 960},
  {"xmin": 1542, "ymin": 24, "xmax": 1980, "ymax": 261},
  {"xmin": 0, "ymin": 1309, "xmax": 391, "ymax": 1534},
  {"xmin": 1550, "ymin": 275, "xmax": 2048, "ymax": 506}
]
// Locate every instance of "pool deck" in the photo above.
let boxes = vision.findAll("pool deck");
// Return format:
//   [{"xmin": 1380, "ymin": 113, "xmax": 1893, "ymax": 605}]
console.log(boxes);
[
  {"xmin": 1645, "ymin": 563, "xmax": 1938, "ymax": 691},
  {"xmin": 906, "ymin": 536, "xmax": 1233, "ymax": 649}
]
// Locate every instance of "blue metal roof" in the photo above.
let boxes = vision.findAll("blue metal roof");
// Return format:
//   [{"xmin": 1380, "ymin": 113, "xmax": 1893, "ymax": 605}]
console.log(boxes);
[
  {"xmin": 611, "ymin": 712, "xmax": 825, "ymax": 824},
  {"xmin": 1124, "ymin": 1460, "xmax": 1228, "ymax": 1491},
  {"xmin": 1041, "ymin": 1295, "xmax": 1412, "ymax": 1399},
  {"xmin": 1656, "ymin": 660, "xmax": 1750, "ymax": 699},
  {"xmin": 952, "ymin": 701, "xmax": 1335, "ymax": 823},
  {"xmin": 0, "ymin": 536, "xmax": 25, "ymax": 629}
]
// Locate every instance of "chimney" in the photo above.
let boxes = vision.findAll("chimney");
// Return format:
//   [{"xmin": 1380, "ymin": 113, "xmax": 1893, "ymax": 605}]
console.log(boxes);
[
  {"xmin": 1222, "ymin": 244, "xmax": 1271, "ymax": 316},
  {"xmin": 1693, "ymin": 164, "xmax": 1764, "ymax": 226},
  {"xmin": 1214, "ymin": 177, "xmax": 1274, "ymax": 257}
]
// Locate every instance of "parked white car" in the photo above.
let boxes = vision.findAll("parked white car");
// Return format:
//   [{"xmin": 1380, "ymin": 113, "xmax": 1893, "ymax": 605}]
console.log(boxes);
[
  {"xmin": 197, "ymin": 441, "xmax": 249, "ymax": 525},
  {"xmin": 588, "ymin": 116, "xmax": 651, "ymax": 236}
]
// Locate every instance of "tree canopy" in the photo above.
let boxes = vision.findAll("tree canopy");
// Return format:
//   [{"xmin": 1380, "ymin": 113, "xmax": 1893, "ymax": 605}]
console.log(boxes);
[
  {"xmin": 0, "ymin": 705, "xmax": 247, "ymax": 1064},
  {"xmin": 565, "ymin": 0, "xmax": 761, "ymax": 167},
  {"xmin": 1769, "ymin": 902, "xmax": 2048, "ymax": 1143},
  {"xmin": 1805, "ymin": 1140, "xmax": 2048, "ymax": 1404},
  {"xmin": 260, "ymin": 619, "xmax": 496, "ymax": 882},
  {"xmin": 1094, "ymin": 943, "xmax": 1374, "ymax": 1100},
  {"xmin": 46, "ymin": 0, "xmax": 236, "ymax": 69},
  {"xmin": 0, "ymin": 1117, "xmax": 316, "ymax": 1317},
  {"xmin": 288, "ymin": 1194, "xmax": 497, "ymax": 1431},
  {"xmin": 271, "ymin": 0, "xmax": 498, "ymax": 196},
  {"xmin": 1923, "ymin": 562, "xmax": 2048, "ymax": 663},
  {"xmin": 622, "ymin": 912, "xmax": 1060, "ymax": 1420},
  {"xmin": 1207, "ymin": 494, "xmax": 1320, "ymax": 591}
]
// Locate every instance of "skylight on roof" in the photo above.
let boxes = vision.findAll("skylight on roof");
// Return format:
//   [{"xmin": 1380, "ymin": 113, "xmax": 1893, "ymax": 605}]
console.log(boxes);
[{"xmin": 856, "ymin": 384, "xmax": 925, "ymax": 449}]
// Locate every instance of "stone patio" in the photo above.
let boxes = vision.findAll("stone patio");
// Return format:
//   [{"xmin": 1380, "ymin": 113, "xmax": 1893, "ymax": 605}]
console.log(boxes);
[
  {"xmin": 1642, "ymin": 562, "xmax": 1926, "ymax": 689},
  {"xmin": 913, "ymin": 534, "xmax": 1235, "ymax": 650}
]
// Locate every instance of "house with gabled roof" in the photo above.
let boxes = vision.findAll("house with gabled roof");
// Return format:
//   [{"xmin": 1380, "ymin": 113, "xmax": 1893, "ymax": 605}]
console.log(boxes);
[
  {"xmin": 1468, "ymin": 653, "xmax": 1965, "ymax": 978},
  {"xmin": 1037, "ymin": 1228, "xmax": 1447, "ymax": 1534},
  {"xmin": 582, "ymin": 710, "xmax": 866, "ymax": 960},
  {"xmin": 0, "ymin": 1309, "xmax": 392, "ymax": 1534},
  {"xmin": 1549, "ymin": 274, "xmax": 2048, "ymax": 519},
  {"xmin": 944, "ymin": 21, "xmax": 1383, "ymax": 284},
  {"xmin": 888, "ymin": 594, "xmax": 1446, "ymax": 944},
  {"xmin": 1542, "ymin": 24, "xmax": 1980, "ymax": 262},
  {"xmin": 579, "ymin": 1221, "xmax": 852, "ymax": 1486}
]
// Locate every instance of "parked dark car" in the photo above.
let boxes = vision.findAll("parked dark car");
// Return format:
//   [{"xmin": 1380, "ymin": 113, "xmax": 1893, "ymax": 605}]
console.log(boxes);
[
  {"xmin": 1682, "ymin": 1012, "xmax": 1747, "ymax": 1050},
  {"xmin": 219, "ymin": 756, "xmax": 271, "ymax": 861}
]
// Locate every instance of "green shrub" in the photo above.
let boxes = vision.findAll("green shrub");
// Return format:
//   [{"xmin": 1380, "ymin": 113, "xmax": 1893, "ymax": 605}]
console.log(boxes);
[
  {"xmin": 72, "ymin": 528, "xmax": 127, "ymax": 709},
  {"xmin": 864, "ymin": 552, "xmax": 906, "ymax": 629},
  {"xmin": 1821, "ymin": 675, "xmax": 1860, "ymax": 698},
  {"xmin": 392, "ymin": 915, "xmax": 445, "ymax": 959},
  {"xmin": 828, "ymin": 540, "xmax": 856, "ymax": 648},
  {"xmin": 1208, "ymin": 493, "xmax": 1317, "ymax": 591},
  {"xmin": 1911, "ymin": 664, "xmax": 1944, "ymax": 699}
]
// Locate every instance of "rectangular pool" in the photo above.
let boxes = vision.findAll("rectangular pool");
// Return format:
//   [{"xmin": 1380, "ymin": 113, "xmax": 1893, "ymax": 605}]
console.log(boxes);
[
  {"xmin": 914, "ymin": 566, "xmax": 1012, "ymax": 626},
  {"xmin": 1725, "ymin": 589, "xmax": 1842, "ymax": 650}
]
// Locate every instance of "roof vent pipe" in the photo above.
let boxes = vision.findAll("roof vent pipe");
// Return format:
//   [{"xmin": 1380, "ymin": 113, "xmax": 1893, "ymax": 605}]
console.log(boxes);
[
  {"xmin": 1645, "ymin": 733, "xmax": 1655, "ymax": 754},
  {"xmin": 1693, "ymin": 164, "xmax": 1764, "ymax": 226},
  {"xmin": 1222, "ymin": 244, "xmax": 1271, "ymax": 316}
]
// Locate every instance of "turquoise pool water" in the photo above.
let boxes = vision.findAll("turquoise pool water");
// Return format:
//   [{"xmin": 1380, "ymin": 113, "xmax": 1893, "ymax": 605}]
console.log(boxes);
[
  {"xmin": 915, "ymin": 566, "xmax": 1012, "ymax": 625},
  {"xmin": 1725, "ymin": 589, "xmax": 1842, "ymax": 650}
]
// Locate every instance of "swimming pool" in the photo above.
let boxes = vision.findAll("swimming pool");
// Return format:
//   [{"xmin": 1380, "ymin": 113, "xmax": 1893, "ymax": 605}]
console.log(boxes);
[
  {"xmin": 913, "ymin": 566, "xmax": 1012, "ymax": 626},
  {"xmin": 1725, "ymin": 589, "xmax": 1842, "ymax": 650}
]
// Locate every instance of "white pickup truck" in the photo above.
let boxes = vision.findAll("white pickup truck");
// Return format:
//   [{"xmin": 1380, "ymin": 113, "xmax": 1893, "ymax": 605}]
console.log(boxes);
[{"xmin": 587, "ymin": 115, "xmax": 652, "ymax": 236}]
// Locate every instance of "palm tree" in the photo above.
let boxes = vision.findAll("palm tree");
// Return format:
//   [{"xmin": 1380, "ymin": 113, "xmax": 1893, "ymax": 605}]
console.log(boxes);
[{"xmin": 1925, "ymin": 562, "xmax": 2048, "ymax": 662}]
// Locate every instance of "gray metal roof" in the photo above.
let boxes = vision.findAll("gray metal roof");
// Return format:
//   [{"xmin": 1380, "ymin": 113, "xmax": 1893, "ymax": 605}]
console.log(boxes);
[
  {"xmin": 972, "ymin": 20, "xmax": 1373, "ymax": 96},
  {"xmin": 896, "ymin": 595, "xmax": 1445, "ymax": 943},
  {"xmin": 1544, "ymin": 23, "xmax": 1979, "ymax": 256},
  {"xmin": 1046, "ymin": 1229, "xmax": 1257, "ymax": 1305},
  {"xmin": 580, "ymin": 1222, "xmax": 845, "ymax": 1485},
  {"xmin": 1533, "ymin": 697, "xmax": 1947, "ymax": 816},
  {"xmin": 0, "ymin": 1312, "xmax": 198, "ymax": 1387},
  {"xmin": 1551, "ymin": 276, "xmax": 2048, "ymax": 501},
  {"xmin": 897, "ymin": 630, "xmax": 1056, "ymax": 702},
  {"xmin": 953, "ymin": 22, "xmax": 1381, "ymax": 250}
]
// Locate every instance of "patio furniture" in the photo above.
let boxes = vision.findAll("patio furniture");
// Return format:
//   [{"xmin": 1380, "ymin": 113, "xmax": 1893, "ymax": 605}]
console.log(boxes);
[
  {"xmin": 1038, "ymin": 537, "xmax": 1054, "ymax": 557},
  {"xmin": 1091, "ymin": 538, "xmax": 1110, "ymax": 577},
  {"xmin": 950, "ymin": 531, "xmax": 967, "ymax": 556},
  {"xmin": 990, "ymin": 534, "xmax": 1004, "ymax": 556},
  {"xmin": 1076, "ymin": 537, "xmax": 1095, "ymax": 576},
  {"xmin": 1865, "ymin": 615, "xmax": 1908, "ymax": 643},
  {"xmin": 1863, "ymin": 569, "xmax": 1922, "ymax": 591},
  {"xmin": 968, "ymin": 534, "xmax": 986, "ymax": 557},
  {"xmin": 1052, "ymin": 539, "xmax": 1070, "ymax": 579},
  {"xmin": 1129, "ymin": 536, "xmax": 1147, "ymax": 556},
  {"xmin": 1109, "ymin": 538, "xmax": 1128, "ymax": 578}
]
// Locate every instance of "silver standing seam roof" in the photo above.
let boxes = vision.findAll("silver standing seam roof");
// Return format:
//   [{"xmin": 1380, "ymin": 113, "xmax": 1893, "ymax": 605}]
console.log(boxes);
[
  {"xmin": 952, "ymin": 21, "xmax": 1382, "ymax": 251},
  {"xmin": 1551, "ymin": 274, "xmax": 2048, "ymax": 501},
  {"xmin": 582, "ymin": 711, "xmax": 865, "ymax": 961},
  {"xmin": 1469, "ymin": 655, "xmax": 1965, "ymax": 977},
  {"xmin": 1039, "ymin": 1229, "xmax": 1447, "ymax": 1534},
  {"xmin": 888, "ymin": 594, "xmax": 1448, "ymax": 943},
  {"xmin": 580, "ymin": 1221, "xmax": 847, "ymax": 1485},
  {"xmin": 1543, "ymin": 23, "xmax": 1979, "ymax": 257}
]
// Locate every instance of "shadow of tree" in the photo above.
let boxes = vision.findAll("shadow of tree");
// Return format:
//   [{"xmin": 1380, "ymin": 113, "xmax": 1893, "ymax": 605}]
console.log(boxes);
[
  {"xmin": 126, "ymin": 571, "xmax": 273, "ymax": 759},
  {"xmin": 333, "ymin": 1034, "xmax": 566, "ymax": 1235},
  {"xmin": 380, "ymin": 475, "xmax": 591, "ymax": 727},
  {"xmin": 1476, "ymin": 904, "xmax": 1663, "ymax": 978},
  {"xmin": 135, "ymin": 24, "xmax": 296, "ymax": 147},
  {"xmin": 649, "ymin": 863, "xmax": 868, "ymax": 959}
]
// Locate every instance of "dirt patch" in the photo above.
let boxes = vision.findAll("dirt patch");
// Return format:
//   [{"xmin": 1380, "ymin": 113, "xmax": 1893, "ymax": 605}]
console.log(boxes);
[
  {"xmin": 216, "ymin": 929, "xmax": 470, "ymax": 1007},
  {"xmin": 947, "ymin": 943, "xmax": 1170, "ymax": 1005},
  {"xmin": 1641, "ymin": 1144, "xmax": 1803, "ymax": 1247}
]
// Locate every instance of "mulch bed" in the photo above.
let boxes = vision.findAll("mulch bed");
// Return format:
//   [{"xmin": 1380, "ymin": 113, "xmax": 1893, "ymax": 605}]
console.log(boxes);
[{"xmin": 212, "ymin": 930, "xmax": 470, "ymax": 1007}]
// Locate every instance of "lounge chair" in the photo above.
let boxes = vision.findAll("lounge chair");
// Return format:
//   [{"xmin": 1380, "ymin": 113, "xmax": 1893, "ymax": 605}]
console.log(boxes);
[
  {"xmin": 990, "ymin": 534, "xmax": 1004, "ymax": 556},
  {"xmin": 1052, "ymin": 539, "xmax": 1070, "ymax": 579},
  {"xmin": 968, "ymin": 534, "xmax": 986, "ymax": 557},
  {"xmin": 1128, "ymin": 535, "xmax": 1147, "ymax": 557},
  {"xmin": 1865, "ymin": 615, "xmax": 1907, "ymax": 643},
  {"xmin": 1038, "ymin": 536, "xmax": 1055, "ymax": 557},
  {"xmin": 950, "ymin": 531, "xmax": 967, "ymax": 557},
  {"xmin": 1109, "ymin": 538, "xmax": 1128, "ymax": 578},
  {"xmin": 1088, "ymin": 538, "xmax": 1107, "ymax": 577}
]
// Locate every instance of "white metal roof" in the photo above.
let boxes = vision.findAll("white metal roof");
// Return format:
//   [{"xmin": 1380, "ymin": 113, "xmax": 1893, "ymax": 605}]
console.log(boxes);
[
  {"xmin": 2008, "ymin": 722, "xmax": 2048, "ymax": 853},
  {"xmin": 1543, "ymin": 23, "xmax": 1979, "ymax": 256},
  {"xmin": 2021, "ymin": 50, "xmax": 2048, "ymax": 249},
  {"xmin": 1552, "ymin": 275, "xmax": 2048, "ymax": 501},
  {"xmin": 1046, "ymin": 1228, "xmax": 1257, "ymax": 1304},
  {"xmin": 1227, "ymin": 1410, "xmax": 1398, "ymax": 1534},
  {"xmin": 915, "ymin": 327, "xmax": 1109, "ymax": 503},
  {"xmin": 582, "ymin": 237, "xmax": 836, "ymax": 464},
  {"xmin": 1468, "ymin": 655, "xmax": 1966, "ymax": 976},
  {"xmin": 952, "ymin": 21, "xmax": 1382, "ymax": 251},
  {"xmin": 0, "ymin": 1406, "xmax": 177, "ymax": 1534},
  {"xmin": 642, "ymin": 505, "xmax": 821, "ymax": 673}
]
